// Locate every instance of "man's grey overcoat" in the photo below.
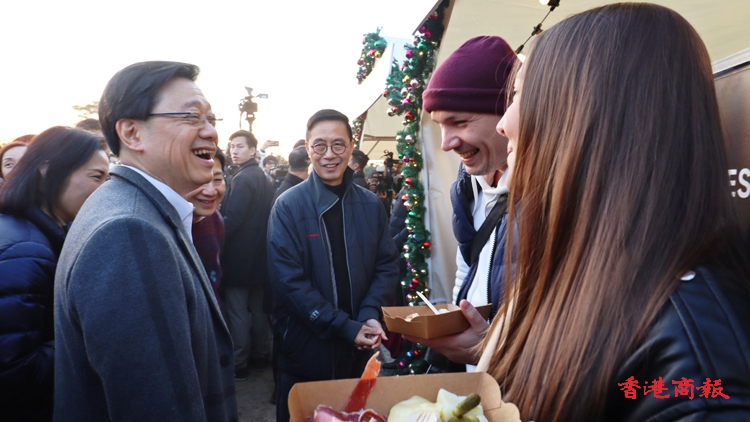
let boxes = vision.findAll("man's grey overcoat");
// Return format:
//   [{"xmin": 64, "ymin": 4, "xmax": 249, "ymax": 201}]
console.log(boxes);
[{"xmin": 54, "ymin": 166, "xmax": 238, "ymax": 421}]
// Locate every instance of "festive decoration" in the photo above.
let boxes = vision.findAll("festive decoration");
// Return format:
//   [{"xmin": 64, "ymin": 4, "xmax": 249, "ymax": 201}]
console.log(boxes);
[
  {"xmin": 351, "ymin": 112, "xmax": 366, "ymax": 149},
  {"xmin": 380, "ymin": 0, "xmax": 448, "ymax": 376},
  {"xmin": 357, "ymin": 28, "xmax": 388, "ymax": 84}
]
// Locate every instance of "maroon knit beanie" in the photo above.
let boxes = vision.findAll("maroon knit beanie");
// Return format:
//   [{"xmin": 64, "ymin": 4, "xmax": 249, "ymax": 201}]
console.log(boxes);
[{"xmin": 423, "ymin": 36, "xmax": 518, "ymax": 115}]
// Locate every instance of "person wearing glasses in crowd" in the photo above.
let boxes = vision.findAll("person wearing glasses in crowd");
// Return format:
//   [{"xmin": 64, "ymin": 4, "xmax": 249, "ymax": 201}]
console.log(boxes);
[
  {"xmin": 267, "ymin": 109, "xmax": 399, "ymax": 422},
  {"xmin": 53, "ymin": 61, "xmax": 237, "ymax": 421},
  {"xmin": 221, "ymin": 129, "xmax": 276, "ymax": 380}
]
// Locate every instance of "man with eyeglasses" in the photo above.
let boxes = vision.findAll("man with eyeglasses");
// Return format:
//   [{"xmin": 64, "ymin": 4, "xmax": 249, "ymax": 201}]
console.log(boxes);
[
  {"xmin": 54, "ymin": 61, "xmax": 237, "ymax": 421},
  {"xmin": 267, "ymin": 109, "xmax": 399, "ymax": 421},
  {"xmin": 221, "ymin": 129, "xmax": 275, "ymax": 380}
]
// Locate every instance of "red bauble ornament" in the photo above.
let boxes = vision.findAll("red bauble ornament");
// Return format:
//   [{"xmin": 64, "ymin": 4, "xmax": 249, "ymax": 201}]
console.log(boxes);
[
  {"xmin": 412, "ymin": 278, "xmax": 419, "ymax": 285},
  {"xmin": 368, "ymin": 49, "xmax": 377, "ymax": 57},
  {"xmin": 423, "ymin": 30, "xmax": 432, "ymax": 39},
  {"xmin": 429, "ymin": 11, "xmax": 439, "ymax": 20},
  {"xmin": 423, "ymin": 241, "xmax": 431, "ymax": 249},
  {"xmin": 404, "ymin": 111, "xmax": 414, "ymax": 121},
  {"xmin": 402, "ymin": 195, "xmax": 408, "ymax": 201},
  {"xmin": 383, "ymin": 90, "xmax": 389, "ymax": 97},
  {"xmin": 405, "ymin": 177, "xmax": 413, "ymax": 186}
]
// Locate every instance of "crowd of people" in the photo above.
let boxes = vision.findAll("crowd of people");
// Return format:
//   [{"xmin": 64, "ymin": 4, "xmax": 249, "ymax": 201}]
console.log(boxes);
[{"xmin": 1, "ymin": 3, "xmax": 750, "ymax": 421}]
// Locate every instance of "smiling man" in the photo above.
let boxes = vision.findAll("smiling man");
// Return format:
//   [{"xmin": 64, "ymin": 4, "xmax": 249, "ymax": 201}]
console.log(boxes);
[
  {"xmin": 53, "ymin": 61, "xmax": 237, "ymax": 421},
  {"xmin": 267, "ymin": 109, "xmax": 399, "ymax": 422},
  {"xmin": 419, "ymin": 36, "xmax": 518, "ymax": 371}
]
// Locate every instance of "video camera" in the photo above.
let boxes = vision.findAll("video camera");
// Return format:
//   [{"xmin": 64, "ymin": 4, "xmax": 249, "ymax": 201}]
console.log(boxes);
[
  {"xmin": 375, "ymin": 150, "xmax": 402, "ymax": 194},
  {"xmin": 270, "ymin": 164, "xmax": 289, "ymax": 189}
]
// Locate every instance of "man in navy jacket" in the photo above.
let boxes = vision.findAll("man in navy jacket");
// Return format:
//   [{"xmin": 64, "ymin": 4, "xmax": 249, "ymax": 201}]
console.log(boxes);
[
  {"xmin": 54, "ymin": 62, "xmax": 237, "ymax": 421},
  {"xmin": 267, "ymin": 109, "xmax": 399, "ymax": 422}
]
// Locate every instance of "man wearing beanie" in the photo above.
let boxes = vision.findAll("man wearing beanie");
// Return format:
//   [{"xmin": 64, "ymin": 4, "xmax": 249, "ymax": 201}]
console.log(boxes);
[
  {"xmin": 419, "ymin": 36, "xmax": 518, "ymax": 370},
  {"xmin": 272, "ymin": 145, "xmax": 310, "ymax": 202}
]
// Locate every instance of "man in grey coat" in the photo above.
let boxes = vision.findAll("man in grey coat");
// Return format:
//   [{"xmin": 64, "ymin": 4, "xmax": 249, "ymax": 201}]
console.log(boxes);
[{"xmin": 54, "ymin": 61, "xmax": 238, "ymax": 421}]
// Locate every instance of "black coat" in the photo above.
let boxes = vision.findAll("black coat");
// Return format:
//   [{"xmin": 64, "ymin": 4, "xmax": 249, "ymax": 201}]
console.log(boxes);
[
  {"xmin": 221, "ymin": 160, "xmax": 275, "ymax": 287},
  {"xmin": 273, "ymin": 173, "xmax": 305, "ymax": 203},
  {"xmin": 0, "ymin": 209, "xmax": 65, "ymax": 422},
  {"xmin": 602, "ymin": 265, "xmax": 750, "ymax": 420}
]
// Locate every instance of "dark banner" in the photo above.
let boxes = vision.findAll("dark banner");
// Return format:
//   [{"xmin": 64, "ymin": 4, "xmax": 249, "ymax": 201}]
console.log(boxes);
[{"xmin": 715, "ymin": 48, "xmax": 750, "ymax": 229}]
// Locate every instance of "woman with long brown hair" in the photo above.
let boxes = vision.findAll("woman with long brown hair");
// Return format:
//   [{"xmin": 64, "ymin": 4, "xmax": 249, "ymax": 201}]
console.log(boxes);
[{"xmin": 486, "ymin": 3, "xmax": 750, "ymax": 421}]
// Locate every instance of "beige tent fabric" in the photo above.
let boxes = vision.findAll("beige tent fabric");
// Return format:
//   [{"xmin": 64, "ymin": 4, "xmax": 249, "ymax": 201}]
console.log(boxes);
[{"xmin": 420, "ymin": 115, "xmax": 461, "ymax": 301}]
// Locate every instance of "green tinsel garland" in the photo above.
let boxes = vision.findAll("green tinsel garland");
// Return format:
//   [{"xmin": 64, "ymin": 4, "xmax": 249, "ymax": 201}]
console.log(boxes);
[
  {"xmin": 357, "ymin": 28, "xmax": 388, "ymax": 84},
  {"xmin": 352, "ymin": 112, "xmax": 366, "ymax": 149},
  {"xmin": 381, "ymin": 0, "xmax": 449, "ymax": 375}
]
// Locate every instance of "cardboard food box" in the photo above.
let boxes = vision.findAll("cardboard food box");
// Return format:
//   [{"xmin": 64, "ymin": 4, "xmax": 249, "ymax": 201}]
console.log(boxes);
[
  {"xmin": 382, "ymin": 303, "xmax": 492, "ymax": 339},
  {"xmin": 288, "ymin": 371, "xmax": 521, "ymax": 422}
]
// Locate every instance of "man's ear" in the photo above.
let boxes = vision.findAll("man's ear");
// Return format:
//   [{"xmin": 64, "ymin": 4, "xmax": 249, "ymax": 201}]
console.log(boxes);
[{"xmin": 116, "ymin": 119, "xmax": 146, "ymax": 153}]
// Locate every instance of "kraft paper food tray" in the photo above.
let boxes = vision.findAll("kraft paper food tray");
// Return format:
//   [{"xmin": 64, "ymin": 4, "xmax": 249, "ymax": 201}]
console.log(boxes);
[
  {"xmin": 288, "ymin": 371, "xmax": 521, "ymax": 422},
  {"xmin": 382, "ymin": 303, "xmax": 492, "ymax": 339}
]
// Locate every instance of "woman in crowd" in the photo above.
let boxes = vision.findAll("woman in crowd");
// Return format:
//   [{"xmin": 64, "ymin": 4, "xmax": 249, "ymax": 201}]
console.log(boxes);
[
  {"xmin": 0, "ymin": 126, "xmax": 109, "ymax": 421},
  {"xmin": 187, "ymin": 148, "xmax": 226, "ymax": 303},
  {"xmin": 0, "ymin": 140, "xmax": 29, "ymax": 184},
  {"xmin": 482, "ymin": 3, "xmax": 750, "ymax": 420}
]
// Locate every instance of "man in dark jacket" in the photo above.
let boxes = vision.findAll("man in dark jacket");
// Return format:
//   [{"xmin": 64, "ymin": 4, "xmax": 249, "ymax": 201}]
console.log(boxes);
[
  {"xmin": 222, "ymin": 129, "xmax": 275, "ymax": 379},
  {"xmin": 267, "ymin": 109, "xmax": 399, "ymax": 422},
  {"xmin": 54, "ymin": 61, "xmax": 237, "ymax": 421},
  {"xmin": 272, "ymin": 145, "xmax": 310, "ymax": 202},
  {"xmin": 348, "ymin": 148, "xmax": 370, "ymax": 189}
]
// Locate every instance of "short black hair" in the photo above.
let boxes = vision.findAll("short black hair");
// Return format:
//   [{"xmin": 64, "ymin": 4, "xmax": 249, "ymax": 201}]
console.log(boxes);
[
  {"xmin": 214, "ymin": 148, "xmax": 226, "ymax": 171},
  {"xmin": 306, "ymin": 109, "xmax": 352, "ymax": 142},
  {"xmin": 288, "ymin": 146, "xmax": 311, "ymax": 171},
  {"xmin": 0, "ymin": 126, "xmax": 105, "ymax": 219},
  {"xmin": 262, "ymin": 155, "xmax": 278, "ymax": 167},
  {"xmin": 350, "ymin": 149, "xmax": 369, "ymax": 170},
  {"xmin": 99, "ymin": 61, "xmax": 200, "ymax": 156},
  {"xmin": 75, "ymin": 118, "xmax": 102, "ymax": 132},
  {"xmin": 293, "ymin": 139, "xmax": 306, "ymax": 149},
  {"xmin": 229, "ymin": 130, "xmax": 258, "ymax": 149}
]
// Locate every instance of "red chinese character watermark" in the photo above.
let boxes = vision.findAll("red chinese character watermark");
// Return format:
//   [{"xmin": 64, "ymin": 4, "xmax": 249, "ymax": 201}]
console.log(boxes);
[
  {"xmin": 672, "ymin": 377, "xmax": 695, "ymax": 400},
  {"xmin": 643, "ymin": 376, "xmax": 670, "ymax": 399},
  {"xmin": 618, "ymin": 376, "xmax": 641, "ymax": 400},
  {"xmin": 619, "ymin": 377, "xmax": 729, "ymax": 400},
  {"xmin": 698, "ymin": 378, "xmax": 730, "ymax": 399}
]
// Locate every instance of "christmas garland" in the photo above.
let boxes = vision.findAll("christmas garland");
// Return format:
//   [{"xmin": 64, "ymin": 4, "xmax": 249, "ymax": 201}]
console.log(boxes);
[
  {"xmin": 381, "ymin": 0, "xmax": 449, "ymax": 375},
  {"xmin": 352, "ymin": 112, "xmax": 366, "ymax": 149},
  {"xmin": 357, "ymin": 28, "xmax": 388, "ymax": 84}
]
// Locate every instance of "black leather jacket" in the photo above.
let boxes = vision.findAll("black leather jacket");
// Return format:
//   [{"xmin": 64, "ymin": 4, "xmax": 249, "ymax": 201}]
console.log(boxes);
[{"xmin": 602, "ymin": 265, "xmax": 750, "ymax": 421}]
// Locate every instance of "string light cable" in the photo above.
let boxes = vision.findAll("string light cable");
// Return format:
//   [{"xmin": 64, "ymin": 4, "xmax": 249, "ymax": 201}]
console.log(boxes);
[{"xmin": 515, "ymin": 0, "xmax": 561, "ymax": 55}]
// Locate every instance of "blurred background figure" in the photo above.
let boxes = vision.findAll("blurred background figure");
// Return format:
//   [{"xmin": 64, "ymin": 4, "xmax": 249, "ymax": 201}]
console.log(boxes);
[
  {"xmin": 273, "ymin": 145, "xmax": 310, "ymax": 202},
  {"xmin": 0, "ymin": 140, "xmax": 29, "ymax": 185},
  {"xmin": 262, "ymin": 155, "xmax": 278, "ymax": 186},
  {"xmin": 348, "ymin": 148, "xmax": 370, "ymax": 189},
  {"xmin": 187, "ymin": 149, "xmax": 227, "ymax": 305},
  {"xmin": 75, "ymin": 118, "xmax": 119, "ymax": 168},
  {"xmin": 0, "ymin": 126, "xmax": 108, "ymax": 422}
]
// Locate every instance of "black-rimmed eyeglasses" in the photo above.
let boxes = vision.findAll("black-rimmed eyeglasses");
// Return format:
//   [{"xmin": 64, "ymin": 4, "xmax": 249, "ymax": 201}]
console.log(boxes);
[
  {"xmin": 310, "ymin": 141, "xmax": 349, "ymax": 155},
  {"xmin": 149, "ymin": 112, "xmax": 223, "ymax": 128}
]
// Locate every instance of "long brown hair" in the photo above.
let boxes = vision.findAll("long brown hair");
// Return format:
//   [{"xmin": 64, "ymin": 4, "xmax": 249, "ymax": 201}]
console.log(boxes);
[{"xmin": 487, "ymin": 3, "xmax": 744, "ymax": 420}]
